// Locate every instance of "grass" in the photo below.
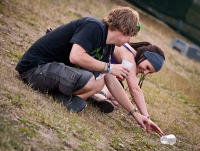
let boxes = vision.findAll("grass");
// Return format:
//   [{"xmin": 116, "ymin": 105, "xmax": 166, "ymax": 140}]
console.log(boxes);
[{"xmin": 0, "ymin": 0, "xmax": 200, "ymax": 150}]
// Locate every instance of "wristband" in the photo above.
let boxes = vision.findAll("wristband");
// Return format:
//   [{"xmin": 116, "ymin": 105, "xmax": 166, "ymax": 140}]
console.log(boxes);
[
  {"xmin": 128, "ymin": 108, "xmax": 138, "ymax": 115},
  {"xmin": 106, "ymin": 62, "xmax": 110, "ymax": 73},
  {"xmin": 108, "ymin": 64, "xmax": 113, "ymax": 73},
  {"xmin": 106, "ymin": 62, "xmax": 113, "ymax": 73}
]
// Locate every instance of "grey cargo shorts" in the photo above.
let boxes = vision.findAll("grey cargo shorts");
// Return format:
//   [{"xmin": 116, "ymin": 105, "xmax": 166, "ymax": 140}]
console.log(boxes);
[{"xmin": 20, "ymin": 62, "xmax": 93, "ymax": 96}]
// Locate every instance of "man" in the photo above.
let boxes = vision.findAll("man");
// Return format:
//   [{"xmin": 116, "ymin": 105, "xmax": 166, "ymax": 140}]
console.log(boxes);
[{"xmin": 16, "ymin": 6, "xmax": 140, "ymax": 112}]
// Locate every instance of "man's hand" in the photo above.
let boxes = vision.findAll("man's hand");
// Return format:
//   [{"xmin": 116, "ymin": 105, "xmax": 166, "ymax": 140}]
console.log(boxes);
[{"xmin": 111, "ymin": 64, "xmax": 130, "ymax": 80}]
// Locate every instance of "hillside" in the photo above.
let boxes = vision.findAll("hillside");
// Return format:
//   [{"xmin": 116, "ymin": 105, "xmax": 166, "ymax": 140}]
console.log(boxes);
[{"xmin": 0, "ymin": 0, "xmax": 200, "ymax": 150}]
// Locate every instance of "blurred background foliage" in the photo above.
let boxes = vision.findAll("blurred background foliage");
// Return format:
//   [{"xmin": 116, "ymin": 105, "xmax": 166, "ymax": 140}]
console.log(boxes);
[{"xmin": 127, "ymin": 0, "xmax": 200, "ymax": 47}]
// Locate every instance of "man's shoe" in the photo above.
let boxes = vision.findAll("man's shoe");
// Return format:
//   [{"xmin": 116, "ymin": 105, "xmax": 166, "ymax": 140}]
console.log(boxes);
[{"xmin": 54, "ymin": 92, "xmax": 86, "ymax": 113}]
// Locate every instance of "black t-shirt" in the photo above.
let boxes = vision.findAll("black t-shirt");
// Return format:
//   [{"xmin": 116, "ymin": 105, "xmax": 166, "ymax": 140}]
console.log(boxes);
[{"xmin": 15, "ymin": 17, "xmax": 115, "ymax": 77}]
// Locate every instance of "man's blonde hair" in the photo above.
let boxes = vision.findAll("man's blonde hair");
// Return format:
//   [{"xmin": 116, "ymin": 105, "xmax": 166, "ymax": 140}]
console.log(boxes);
[{"xmin": 103, "ymin": 6, "xmax": 140, "ymax": 36}]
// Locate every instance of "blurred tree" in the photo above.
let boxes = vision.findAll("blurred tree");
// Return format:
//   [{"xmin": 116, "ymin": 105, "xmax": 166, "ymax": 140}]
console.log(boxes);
[
  {"xmin": 127, "ymin": 0, "xmax": 200, "ymax": 46},
  {"xmin": 127, "ymin": 0, "xmax": 194, "ymax": 20}
]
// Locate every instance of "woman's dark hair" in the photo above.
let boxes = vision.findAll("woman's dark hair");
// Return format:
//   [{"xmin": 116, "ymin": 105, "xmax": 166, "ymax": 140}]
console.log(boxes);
[
  {"xmin": 129, "ymin": 42, "xmax": 165, "ymax": 88},
  {"xmin": 129, "ymin": 42, "xmax": 165, "ymax": 66}
]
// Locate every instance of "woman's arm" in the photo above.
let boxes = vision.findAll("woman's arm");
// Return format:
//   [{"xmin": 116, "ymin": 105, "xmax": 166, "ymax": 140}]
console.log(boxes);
[
  {"xmin": 113, "ymin": 44, "xmax": 149, "ymax": 117},
  {"xmin": 104, "ymin": 74, "xmax": 136, "ymax": 112},
  {"xmin": 104, "ymin": 73, "xmax": 164, "ymax": 137},
  {"xmin": 126, "ymin": 70, "xmax": 149, "ymax": 117},
  {"xmin": 104, "ymin": 74, "xmax": 147, "ymax": 126}
]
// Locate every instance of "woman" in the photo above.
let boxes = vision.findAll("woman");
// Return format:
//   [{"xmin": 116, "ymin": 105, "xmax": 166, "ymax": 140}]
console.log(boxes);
[{"xmin": 88, "ymin": 42, "xmax": 165, "ymax": 136}]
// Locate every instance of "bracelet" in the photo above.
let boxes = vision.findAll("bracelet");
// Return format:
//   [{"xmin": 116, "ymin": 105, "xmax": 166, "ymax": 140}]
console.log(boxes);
[
  {"xmin": 147, "ymin": 116, "xmax": 150, "ymax": 119},
  {"xmin": 101, "ymin": 62, "xmax": 107, "ymax": 73},
  {"xmin": 128, "ymin": 108, "xmax": 138, "ymax": 115}
]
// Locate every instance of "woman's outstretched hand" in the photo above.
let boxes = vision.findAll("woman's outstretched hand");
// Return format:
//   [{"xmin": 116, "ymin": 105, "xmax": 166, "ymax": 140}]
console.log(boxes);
[
  {"xmin": 132, "ymin": 112, "xmax": 164, "ymax": 136},
  {"xmin": 145, "ymin": 119, "xmax": 164, "ymax": 136}
]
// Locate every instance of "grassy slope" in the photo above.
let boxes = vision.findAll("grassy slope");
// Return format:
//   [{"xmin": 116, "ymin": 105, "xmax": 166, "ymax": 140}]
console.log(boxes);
[{"xmin": 0, "ymin": 0, "xmax": 200, "ymax": 150}]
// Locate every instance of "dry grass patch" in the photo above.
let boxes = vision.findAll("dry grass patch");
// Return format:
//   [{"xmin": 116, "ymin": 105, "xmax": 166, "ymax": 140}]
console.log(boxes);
[{"xmin": 0, "ymin": 0, "xmax": 200, "ymax": 150}]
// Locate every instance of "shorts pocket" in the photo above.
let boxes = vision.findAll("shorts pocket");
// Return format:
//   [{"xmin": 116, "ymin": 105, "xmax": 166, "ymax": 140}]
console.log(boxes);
[
  {"xmin": 42, "ymin": 62, "xmax": 61, "ymax": 91},
  {"xmin": 59, "ymin": 66, "xmax": 82, "ymax": 96},
  {"xmin": 43, "ymin": 73, "xmax": 59, "ymax": 90}
]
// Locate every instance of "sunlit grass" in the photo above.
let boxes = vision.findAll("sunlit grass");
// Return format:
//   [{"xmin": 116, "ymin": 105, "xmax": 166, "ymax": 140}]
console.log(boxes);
[{"xmin": 0, "ymin": 0, "xmax": 200, "ymax": 150}]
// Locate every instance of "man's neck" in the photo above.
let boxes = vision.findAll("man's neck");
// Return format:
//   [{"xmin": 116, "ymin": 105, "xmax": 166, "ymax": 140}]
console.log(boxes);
[{"xmin": 106, "ymin": 29, "xmax": 119, "ymax": 45}]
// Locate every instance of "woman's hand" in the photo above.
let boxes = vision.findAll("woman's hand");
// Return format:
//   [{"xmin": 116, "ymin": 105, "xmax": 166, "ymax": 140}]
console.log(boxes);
[
  {"xmin": 132, "ymin": 112, "xmax": 164, "ymax": 136},
  {"xmin": 145, "ymin": 119, "xmax": 164, "ymax": 136}
]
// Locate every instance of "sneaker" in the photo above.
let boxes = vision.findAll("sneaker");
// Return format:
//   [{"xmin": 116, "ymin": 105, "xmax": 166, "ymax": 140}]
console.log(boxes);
[{"xmin": 54, "ymin": 92, "xmax": 86, "ymax": 113}]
